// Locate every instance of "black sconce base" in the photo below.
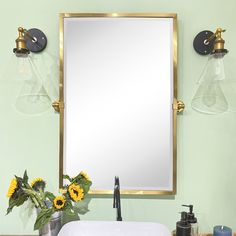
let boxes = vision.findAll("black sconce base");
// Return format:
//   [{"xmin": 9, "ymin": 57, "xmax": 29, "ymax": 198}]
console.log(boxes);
[
  {"xmin": 25, "ymin": 28, "xmax": 47, "ymax": 53},
  {"xmin": 193, "ymin": 30, "xmax": 214, "ymax": 55}
]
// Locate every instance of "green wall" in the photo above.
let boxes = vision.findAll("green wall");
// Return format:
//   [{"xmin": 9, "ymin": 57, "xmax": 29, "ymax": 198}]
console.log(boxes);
[{"xmin": 1, "ymin": 0, "xmax": 236, "ymax": 234}]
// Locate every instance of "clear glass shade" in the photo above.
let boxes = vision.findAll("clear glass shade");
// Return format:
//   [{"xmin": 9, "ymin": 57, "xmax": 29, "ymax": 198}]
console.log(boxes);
[
  {"xmin": 191, "ymin": 53, "xmax": 236, "ymax": 114},
  {"xmin": 14, "ymin": 55, "xmax": 51, "ymax": 114},
  {"xmin": 1, "ymin": 52, "xmax": 59, "ymax": 115}
]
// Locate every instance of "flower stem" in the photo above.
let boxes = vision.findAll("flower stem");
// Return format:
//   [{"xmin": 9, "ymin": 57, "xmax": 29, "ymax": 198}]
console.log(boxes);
[{"xmin": 22, "ymin": 188, "xmax": 46, "ymax": 209}]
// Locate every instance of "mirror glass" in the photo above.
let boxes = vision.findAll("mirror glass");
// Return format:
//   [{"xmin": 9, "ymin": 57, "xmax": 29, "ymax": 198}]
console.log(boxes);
[{"xmin": 60, "ymin": 13, "xmax": 177, "ymax": 194}]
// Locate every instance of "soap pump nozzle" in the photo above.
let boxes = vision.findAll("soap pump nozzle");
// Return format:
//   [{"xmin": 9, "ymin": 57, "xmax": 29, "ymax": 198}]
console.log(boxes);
[
  {"xmin": 182, "ymin": 205, "xmax": 193, "ymax": 213},
  {"xmin": 182, "ymin": 205, "xmax": 197, "ymax": 223}
]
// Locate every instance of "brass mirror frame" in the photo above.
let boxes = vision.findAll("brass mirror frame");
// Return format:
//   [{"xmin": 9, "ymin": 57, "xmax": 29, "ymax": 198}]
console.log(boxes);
[{"xmin": 58, "ymin": 13, "xmax": 179, "ymax": 195}]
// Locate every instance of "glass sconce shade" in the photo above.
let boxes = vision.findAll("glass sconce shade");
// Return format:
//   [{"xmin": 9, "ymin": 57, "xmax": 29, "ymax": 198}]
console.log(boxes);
[
  {"xmin": 191, "ymin": 53, "xmax": 229, "ymax": 114},
  {"xmin": 0, "ymin": 27, "xmax": 58, "ymax": 115},
  {"xmin": 192, "ymin": 28, "xmax": 236, "ymax": 114},
  {"xmin": 7, "ymin": 54, "xmax": 51, "ymax": 114}
]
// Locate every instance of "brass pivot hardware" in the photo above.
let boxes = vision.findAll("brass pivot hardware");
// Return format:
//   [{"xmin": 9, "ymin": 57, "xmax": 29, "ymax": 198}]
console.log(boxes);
[
  {"xmin": 52, "ymin": 101, "xmax": 64, "ymax": 112},
  {"xmin": 193, "ymin": 27, "xmax": 228, "ymax": 55},
  {"xmin": 173, "ymin": 100, "xmax": 185, "ymax": 113},
  {"xmin": 177, "ymin": 100, "xmax": 185, "ymax": 113}
]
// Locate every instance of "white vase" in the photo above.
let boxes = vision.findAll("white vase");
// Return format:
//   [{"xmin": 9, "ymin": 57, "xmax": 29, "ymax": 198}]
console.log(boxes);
[{"xmin": 39, "ymin": 211, "xmax": 62, "ymax": 236}]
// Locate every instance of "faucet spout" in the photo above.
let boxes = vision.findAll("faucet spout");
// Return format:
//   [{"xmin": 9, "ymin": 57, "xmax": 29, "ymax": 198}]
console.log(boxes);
[{"xmin": 113, "ymin": 176, "xmax": 122, "ymax": 221}]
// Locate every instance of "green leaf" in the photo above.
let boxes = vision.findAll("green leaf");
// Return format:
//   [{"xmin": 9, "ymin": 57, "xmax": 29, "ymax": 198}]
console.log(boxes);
[
  {"xmin": 81, "ymin": 181, "xmax": 92, "ymax": 195},
  {"xmin": 23, "ymin": 170, "xmax": 29, "ymax": 184},
  {"xmin": 34, "ymin": 208, "xmax": 55, "ymax": 230},
  {"xmin": 14, "ymin": 175, "xmax": 23, "ymax": 186},
  {"xmin": 74, "ymin": 197, "xmax": 91, "ymax": 215},
  {"xmin": 63, "ymin": 175, "xmax": 72, "ymax": 182},
  {"xmin": 62, "ymin": 208, "xmax": 80, "ymax": 226},
  {"xmin": 44, "ymin": 191, "xmax": 56, "ymax": 202},
  {"xmin": 6, "ymin": 191, "xmax": 28, "ymax": 215}
]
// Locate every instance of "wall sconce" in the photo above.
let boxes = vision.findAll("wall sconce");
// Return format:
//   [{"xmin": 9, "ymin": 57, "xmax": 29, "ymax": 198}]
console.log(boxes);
[
  {"xmin": 12, "ymin": 27, "xmax": 52, "ymax": 115},
  {"xmin": 191, "ymin": 28, "xmax": 230, "ymax": 114}
]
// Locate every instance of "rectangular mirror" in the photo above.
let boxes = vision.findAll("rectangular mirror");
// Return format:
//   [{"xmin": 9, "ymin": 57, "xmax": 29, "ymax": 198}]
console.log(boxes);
[{"xmin": 59, "ymin": 13, "xmax": 178, "ymax": 195}]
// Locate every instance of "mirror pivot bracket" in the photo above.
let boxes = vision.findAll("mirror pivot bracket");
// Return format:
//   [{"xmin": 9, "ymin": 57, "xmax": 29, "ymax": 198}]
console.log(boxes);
[
  {"xmin": 52, "ymin": 101, "xmax": 64, "ymax": 112},
  {"xmin": 173, "ymin": 100, "xmax": 185, "ymax": 113}
]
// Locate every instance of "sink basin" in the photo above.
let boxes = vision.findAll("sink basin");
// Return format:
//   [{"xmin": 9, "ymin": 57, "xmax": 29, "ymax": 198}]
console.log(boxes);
[{"xmin": 58, "ymin": 220, "xmax": 171, "ymax": 236}]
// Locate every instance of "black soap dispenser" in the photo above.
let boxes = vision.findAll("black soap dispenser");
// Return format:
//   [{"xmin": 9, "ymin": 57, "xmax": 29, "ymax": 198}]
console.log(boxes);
[
  {"xmin": 176, "ymin": 211, "xmax": 191, "ymax": 236},
  {"xmin": 182, "ymin": 205, "xmax": 198, "ymax": 236}
]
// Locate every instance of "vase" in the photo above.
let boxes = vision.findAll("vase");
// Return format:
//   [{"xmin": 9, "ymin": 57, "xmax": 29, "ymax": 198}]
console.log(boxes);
[{"xmin": 39, "ymin": 211, "xmax": 62, "ymax": 236}]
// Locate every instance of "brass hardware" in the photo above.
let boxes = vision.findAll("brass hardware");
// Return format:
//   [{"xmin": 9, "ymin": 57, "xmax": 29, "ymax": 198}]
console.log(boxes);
[
  {"xmin": 13, "ymin": 27, "xmax": 30, "ymax": 56},
  {"xmin": 52, "ymin": 101, "xmax": 64, "ymax": 112},
  {"xmin": 173, "ymin": 100, "xmax": 185, "ymax": 113},
  {"xmin": 206, "ymin": 28, "xmax": 227, "ymax": 53},
  {"xmin": 15, "ymin": 27, "xmax": 27, "ymax": 50},
  {"xmin": 193, "ymin": 28, "xmax": 228, "ymax": 55},
  {"xmin": 177, "ymin": 100, "xmax": 185, "ymax": 113},
  {"xmin": 213, "ymin": 28, "xmax": 226, "ymax": 51},
  {"xmin": 14, "ymin": 27, "xmax": 47, "ymax": 55}
]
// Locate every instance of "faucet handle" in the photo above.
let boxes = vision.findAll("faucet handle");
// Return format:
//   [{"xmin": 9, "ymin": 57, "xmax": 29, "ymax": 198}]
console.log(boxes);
[
  {"xmin": 113, "ymin": 176, "xmax": 118, "ymax": 208},
  {"xmin": 115, "ymin": 176, "xmax": 120, "ymax": 188},
  {"xmin": 113, "ymin": 176, "xmax": 122, "ymax": 221}
]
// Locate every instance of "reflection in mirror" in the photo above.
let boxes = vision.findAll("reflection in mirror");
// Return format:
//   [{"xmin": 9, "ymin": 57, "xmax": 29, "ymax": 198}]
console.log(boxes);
[{"xmin": 59, "ymin": 13, "xmax": 178, "ymax": 195}]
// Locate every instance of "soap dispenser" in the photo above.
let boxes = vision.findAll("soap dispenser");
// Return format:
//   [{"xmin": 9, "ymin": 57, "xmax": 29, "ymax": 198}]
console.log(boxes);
[
  {"xmin": 176, "ymin": 211, "xmax": 191, "ymax": 236},
  {"xmin": 182, "ymin": 205, "xmax": 198, "ymax": 236}
]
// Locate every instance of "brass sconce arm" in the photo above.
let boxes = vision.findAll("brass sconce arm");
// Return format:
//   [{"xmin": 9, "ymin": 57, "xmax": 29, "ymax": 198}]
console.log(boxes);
[
  {"xmin": 14, "ymin": 27, "xmax": 29, "ymax": 55},
  {"xmin": 14, "ymin": 26, "xmax": 47, "ymax": 56},
  {"xmin": 193, "ymin": 27, "xmax": 228, "ymax": 55},
  {"xmin": 205, "ymin": 28, "xmax": 225, "ymax": 44}
]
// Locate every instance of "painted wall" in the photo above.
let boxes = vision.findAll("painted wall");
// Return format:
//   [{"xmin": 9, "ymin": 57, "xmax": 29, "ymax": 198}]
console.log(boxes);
[{"xmin": 1, "ymin": 0, "xmax": 236, "ymax": 234}]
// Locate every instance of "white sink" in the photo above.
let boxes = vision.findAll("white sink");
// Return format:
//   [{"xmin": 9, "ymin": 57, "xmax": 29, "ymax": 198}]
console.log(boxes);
[{"xmin": 58, "ymin": 220, "xmax": 171, "ymax": 236}]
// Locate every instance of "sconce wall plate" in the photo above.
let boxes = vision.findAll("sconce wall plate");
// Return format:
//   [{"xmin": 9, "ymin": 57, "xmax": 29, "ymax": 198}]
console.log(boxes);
[
  {"xmin": 25, "ymin": 28, "xmax": 47, "ymax": 53},
  {"xmin": 193, "ymin": 30, "xmax": 214, "ymax": 55}
]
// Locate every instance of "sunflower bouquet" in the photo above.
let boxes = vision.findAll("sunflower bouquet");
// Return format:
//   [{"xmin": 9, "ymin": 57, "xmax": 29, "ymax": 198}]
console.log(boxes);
[{"xmin": 6, "ymin": 170, "xmax": 92, "ymax": 231}]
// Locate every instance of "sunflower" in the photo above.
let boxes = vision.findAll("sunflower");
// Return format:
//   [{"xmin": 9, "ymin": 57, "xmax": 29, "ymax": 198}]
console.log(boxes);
[
  {"xmin": 53, "ymin": 196, "xmax": 65, "ymax": 209},
  {"xmin": 31, "ymin": 178, "xmax": 46, "ymax": 191},
  {"xmin": 68, "ymin": 183, "xmax": 84, "ymax": 202},
  {"xmin": 80, "ymin": 171, "xmax": 90, "ymax": 181},
  {"xmin": 6, "ymin": 178, "xmax": 18, "ymax": 198}
]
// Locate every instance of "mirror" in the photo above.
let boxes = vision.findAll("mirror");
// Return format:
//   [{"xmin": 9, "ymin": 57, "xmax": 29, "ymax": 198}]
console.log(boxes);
[{"xmin": 58, "ymin": 13, "xmax": 179, "ymax": 195}]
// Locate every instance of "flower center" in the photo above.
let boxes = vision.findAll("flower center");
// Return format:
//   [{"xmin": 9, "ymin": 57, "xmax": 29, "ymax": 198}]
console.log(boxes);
[{"xmin": 57, "ymin": 200, "xmax": 63, "ymax": 205}]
